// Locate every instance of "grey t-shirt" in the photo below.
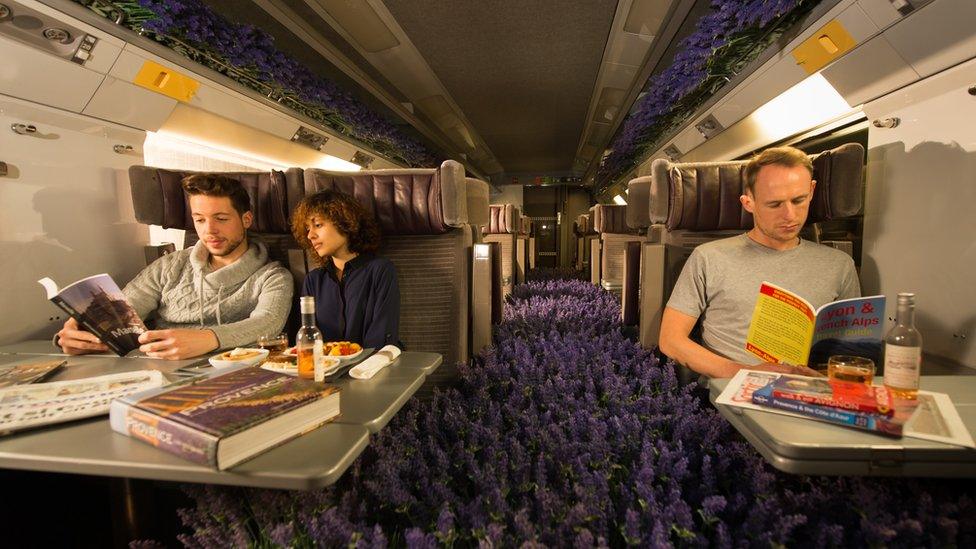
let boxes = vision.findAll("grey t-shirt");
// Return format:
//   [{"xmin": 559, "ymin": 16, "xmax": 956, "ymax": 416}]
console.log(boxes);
[{"xmin": 667, "ymin": 234, "xmax": 860, "ymax": 365}]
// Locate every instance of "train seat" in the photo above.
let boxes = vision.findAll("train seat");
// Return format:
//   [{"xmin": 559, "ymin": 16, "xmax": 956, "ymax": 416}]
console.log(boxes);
[
  {"xmin": 634, "ymin": 142, "xmax": 866, "ymax": 350},
  {"xmin": 515, "ymin": 214, "xmax": 532, "ymax": 280},
  {"xmin": 590, "ymin": 204, "xmax": 642, "ymax": 298},
  {"xmin": 464, "ymin": 177, "xmax": 494, "ymax": 354},
  {"xmin": 619, "ymin": 181, "xmax": 665, "ymax": 326},
  {"xmin": 482, "ymin": 204, "xmax": 520, "ymax": 299},
  {"xmin": 575, "ymin": 213, "xmax": 596, "ymax": 273},
  {"xmin": 128, "ymin": 166, "xmax": 306, "ymax": 285},
  {"xmin": 302, "ymin": 160, "xmax": 476, "ymax": 389}
]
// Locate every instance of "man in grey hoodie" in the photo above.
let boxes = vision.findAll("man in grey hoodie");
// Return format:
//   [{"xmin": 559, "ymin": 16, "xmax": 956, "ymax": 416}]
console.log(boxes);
[{"xmin": 56, "ymin": 174, "xmax": 293, "ymax": 359}]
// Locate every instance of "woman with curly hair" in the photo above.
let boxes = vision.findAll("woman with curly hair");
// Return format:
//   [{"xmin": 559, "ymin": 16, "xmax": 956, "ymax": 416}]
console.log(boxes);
[{"xmin": 291, "ymin": 189, "xmax": 400, "ymax": 349}]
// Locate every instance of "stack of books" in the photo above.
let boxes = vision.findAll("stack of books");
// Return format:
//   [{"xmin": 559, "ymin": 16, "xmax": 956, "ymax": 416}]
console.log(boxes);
[{"xmin": 751, "ymin": 376, "xmax": 911, "ymax": 436}]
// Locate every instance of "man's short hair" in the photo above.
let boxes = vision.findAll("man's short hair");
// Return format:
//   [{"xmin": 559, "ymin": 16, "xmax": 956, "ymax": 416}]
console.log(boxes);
[
  {"xmin": 743, "ymin": 146, "xmax": 814, "ymax": 195},
  {"xmin": 181, "ymin": 174, "xmax": 252, "ymax": 215}
]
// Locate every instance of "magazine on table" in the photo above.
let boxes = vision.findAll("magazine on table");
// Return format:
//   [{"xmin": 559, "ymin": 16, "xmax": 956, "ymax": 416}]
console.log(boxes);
[
  {"xmin": 38, "ymin": 273, "xmax": 146, "ymax": 357},
  {"xmin": 0, "ymin": 370, "xmax": 165, "ymax": 435},
  {"xmin": 745, "ymin": 282, "xmax": 885, "ymax": 367},
  {"xmin": 715, "ymin": 369, "xmax": 975, "ymax": 448},
  {"xmin": 0, "ymin": 359, "xmax": 66, "ymax": 388}
]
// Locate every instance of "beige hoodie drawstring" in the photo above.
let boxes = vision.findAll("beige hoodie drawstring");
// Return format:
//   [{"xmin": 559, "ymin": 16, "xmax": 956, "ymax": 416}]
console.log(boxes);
[
  {"xmin": 198, "ymin": 274, "xmax": 205, "ymax": 327},
  {"xmin": 216, "ymin": 285, "xmax": 223, "ymax": 325}
]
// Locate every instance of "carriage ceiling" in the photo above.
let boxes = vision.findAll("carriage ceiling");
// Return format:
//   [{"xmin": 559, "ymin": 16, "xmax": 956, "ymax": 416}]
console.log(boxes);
[{"xmin": 200, "ymin": 0, "xmax": 688, "ymax": 183}]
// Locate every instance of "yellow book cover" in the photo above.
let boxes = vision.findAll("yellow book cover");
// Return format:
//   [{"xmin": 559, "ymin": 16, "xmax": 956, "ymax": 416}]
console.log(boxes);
[{"xmin": 745, "ymin": 282, "xmax": 885, "ymax": 367}]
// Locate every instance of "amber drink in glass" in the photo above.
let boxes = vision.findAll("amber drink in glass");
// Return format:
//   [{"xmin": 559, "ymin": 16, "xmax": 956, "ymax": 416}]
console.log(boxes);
[
  {"xmin": 827, "ymin": 355, "xmax": 875, "ymax": 385},
  {"xmin": 257, "ymin": 333, "xmax": 288, "ymax": 355}
]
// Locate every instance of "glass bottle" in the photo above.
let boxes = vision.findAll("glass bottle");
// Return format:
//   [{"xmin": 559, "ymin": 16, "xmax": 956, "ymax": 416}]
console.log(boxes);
[
  {"xmin": 296, "ymin": 296, "xmax": 323, "ymax": 380},
  {"xmin": 883, "ymin": 293, "xmax": 922, "ymax": 399}
]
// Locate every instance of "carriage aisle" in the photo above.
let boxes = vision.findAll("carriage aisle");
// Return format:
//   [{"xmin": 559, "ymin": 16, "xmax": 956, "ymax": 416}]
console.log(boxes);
[{"xmin": 170, "ymin": 271, "xmax": 976, "ymax": 547}]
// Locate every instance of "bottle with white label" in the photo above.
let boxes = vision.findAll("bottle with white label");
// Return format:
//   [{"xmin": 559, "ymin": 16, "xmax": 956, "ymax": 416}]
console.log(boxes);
[
  {"xmin": 296, "ymin": 296, "xmax": 323, "ymax": 381},
  {"xmin": 883, "ymin": 293, "xmax": 922, "ymax": 399}
]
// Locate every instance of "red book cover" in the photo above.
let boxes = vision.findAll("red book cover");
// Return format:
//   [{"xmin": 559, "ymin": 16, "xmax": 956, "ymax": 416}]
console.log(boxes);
[{"xmin": 770, "ymin": 377, "xmax": 894, "ymax": 417}]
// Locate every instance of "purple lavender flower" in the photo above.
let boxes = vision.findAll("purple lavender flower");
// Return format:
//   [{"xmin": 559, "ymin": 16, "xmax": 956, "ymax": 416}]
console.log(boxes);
[{"xmin": 165, "ymin": 276, "xmax": 976, "ymax": 546}]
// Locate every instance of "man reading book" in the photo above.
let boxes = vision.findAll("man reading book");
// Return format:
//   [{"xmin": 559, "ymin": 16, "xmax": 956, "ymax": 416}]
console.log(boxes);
[
  {"xmin": 56, "ymin": 174, "xmax": 293, "ymax": 359},
  {"xmin": 658, "ymin": 146, "xmax": 861, "ymax": 378}
]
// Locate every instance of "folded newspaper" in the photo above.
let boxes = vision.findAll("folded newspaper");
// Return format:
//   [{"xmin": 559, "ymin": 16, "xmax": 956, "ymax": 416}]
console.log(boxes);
[
  {"xmin": 716, "ymin": 369, "xmax": 975, "ymax": 448},
  {"xmin": 0, "ymin": 370, "xmax": 165, "ymax": 434}
]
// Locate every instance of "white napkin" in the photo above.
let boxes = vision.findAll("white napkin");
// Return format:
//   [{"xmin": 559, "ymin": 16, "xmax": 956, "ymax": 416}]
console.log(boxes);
[{"xmin": 348, "ymin": 345, "xmax": 401, "ymax": 379}]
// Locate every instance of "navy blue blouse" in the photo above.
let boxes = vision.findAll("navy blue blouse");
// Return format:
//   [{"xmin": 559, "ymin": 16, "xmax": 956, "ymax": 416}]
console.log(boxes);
[{"xmin": 301, "ymin": 254, "xmax": 400, "ymax": 349}]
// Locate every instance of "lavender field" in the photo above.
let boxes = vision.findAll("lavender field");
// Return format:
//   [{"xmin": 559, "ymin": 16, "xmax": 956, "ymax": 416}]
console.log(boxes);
[{"xmin": 175, "ymin": 280, "xmax": 975, "ymax": 547}]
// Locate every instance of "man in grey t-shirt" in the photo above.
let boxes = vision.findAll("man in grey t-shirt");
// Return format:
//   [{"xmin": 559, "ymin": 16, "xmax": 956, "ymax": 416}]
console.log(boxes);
[{"xmin": 659, "ymin": 146, "xmax": 860, "ymax": 378}]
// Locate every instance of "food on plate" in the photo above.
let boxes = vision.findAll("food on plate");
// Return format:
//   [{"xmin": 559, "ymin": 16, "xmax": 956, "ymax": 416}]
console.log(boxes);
[
  {"xmin": 209, "ymin": 347, "xmax": 270, "ymax": 369},
  {"xmin": 325, "ymin": 341, "xmax": 362, "ymax": 356},
  {"xmin": 263, "ymin": 353, "xmax": 297, "ymax": 366},
  {"xmin": 218, "ymin": 348, "xmax": 264, "ymax": 361}
]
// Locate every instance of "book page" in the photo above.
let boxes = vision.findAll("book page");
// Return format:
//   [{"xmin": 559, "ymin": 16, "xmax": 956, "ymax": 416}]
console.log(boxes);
[
  {"xmin": 810, "ymin": 295, "xmax": 885, "ymax": 367},
  {"xmin": 745, "ymin": 282, "xmax": 816, "ymax": 365}
]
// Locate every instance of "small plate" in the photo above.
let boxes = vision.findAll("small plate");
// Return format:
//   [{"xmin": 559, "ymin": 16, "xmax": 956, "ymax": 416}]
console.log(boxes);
[
  {"xmin": 285, "ymin": 344, "xmax": 364, "ymax": 362},
  {"xmin": 324, "ymin": 342, "xmax": 364, "ymax": 362},
  {"xmin": 209, "ymin": 348, "xmax": 269, "ymax": 369},
  {"xmin": 260, "ymin": 356, "xmax": 341, "ymax": 377}
]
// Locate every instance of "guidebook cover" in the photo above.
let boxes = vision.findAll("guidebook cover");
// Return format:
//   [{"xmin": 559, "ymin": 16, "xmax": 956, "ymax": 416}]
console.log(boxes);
[
  {"xmin": 752, "ymin": 381, "xmax": 910, "ymax": 436},
  {"xmin": 769, "ymin": 376, "xmax": 894, "ymax": 417},
  {"xmin": 0, "ymin": 359, "xmax": 65, "ymax": 388},
  {"xmin": 745, "ymin": 281, "xmax": 885, "ymax": 367},
  {"xmin": 110, "ymin": 365, "xmax": 341, "ymax": 469},
  {"xmin": 38, "ymin": 274, "xmax": 146, "ymax": 357}
]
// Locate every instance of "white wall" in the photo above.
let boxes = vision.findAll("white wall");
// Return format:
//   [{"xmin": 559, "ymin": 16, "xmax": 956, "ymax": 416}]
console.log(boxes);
[
  {"xmin": 861, "ymin": 55, "xmax": 976, "ymax": 368},
  {"xmin": 0, "ymin": 95, "xmax": 148, "ymax": 344},
  {"xmin": 491, "ymin": 184, "xmax": 523, "ymax": 210}
]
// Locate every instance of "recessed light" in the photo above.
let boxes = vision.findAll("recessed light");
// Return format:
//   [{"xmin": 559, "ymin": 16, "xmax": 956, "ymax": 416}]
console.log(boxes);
[{"xmin": 42, "ymin": 27, "xmax": 72, "ymax": 43}]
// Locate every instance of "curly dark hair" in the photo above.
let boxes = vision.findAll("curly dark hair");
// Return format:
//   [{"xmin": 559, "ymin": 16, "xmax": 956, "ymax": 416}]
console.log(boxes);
[{"xmin": 291, "ymin": 189, "xmax": 381, "ymax": 265}]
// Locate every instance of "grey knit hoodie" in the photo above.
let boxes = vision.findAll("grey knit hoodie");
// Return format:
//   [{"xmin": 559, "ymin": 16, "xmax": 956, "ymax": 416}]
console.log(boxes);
[{"xmin": 122, "ymin": 238, "xmax": 293, "ymax": 349}]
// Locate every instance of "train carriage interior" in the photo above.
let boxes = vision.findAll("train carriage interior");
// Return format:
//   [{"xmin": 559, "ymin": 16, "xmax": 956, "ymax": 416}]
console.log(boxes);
[{"xmin": 1, "ymin": 0, "xmax": 976, "ymax": 546}]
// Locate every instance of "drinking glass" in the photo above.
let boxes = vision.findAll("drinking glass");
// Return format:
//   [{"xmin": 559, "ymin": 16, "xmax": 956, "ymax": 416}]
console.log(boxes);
[
  {"xmin": 827, "ymin": 355, "xmax": 875, "ymax": 385},
  {"xmin": 257, "ymin": 333, "xmax": 289, "ymax": 355}
]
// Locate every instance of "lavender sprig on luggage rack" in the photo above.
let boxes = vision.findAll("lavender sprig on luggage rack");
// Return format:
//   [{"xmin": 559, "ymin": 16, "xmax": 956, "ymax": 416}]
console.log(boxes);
[{"xmin": 75, "ymin": 0, "xmax": 439, "ymax": 168}]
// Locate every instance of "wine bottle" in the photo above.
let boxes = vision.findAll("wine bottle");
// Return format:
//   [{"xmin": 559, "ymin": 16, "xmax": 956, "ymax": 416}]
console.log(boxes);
[
  {"xmin": 296, "ymin": 296, "xmax": 323, "ymax": 381},
  {"xmin": 883, "ymin": 293, "xmax": 922, "ymax": 399}
]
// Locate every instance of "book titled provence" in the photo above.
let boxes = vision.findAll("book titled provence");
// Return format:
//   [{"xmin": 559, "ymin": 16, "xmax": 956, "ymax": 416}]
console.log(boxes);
[
  {"xmin": 110, "ymin": 365, "xmax": 341, "ymax": 470},
  {"xmin": 38, "ymin": 274, "xmax": 146, "ymax": 356},
  {"xmin": 745, "ymin": 281, "xmax": 885, "ymax": 367}
]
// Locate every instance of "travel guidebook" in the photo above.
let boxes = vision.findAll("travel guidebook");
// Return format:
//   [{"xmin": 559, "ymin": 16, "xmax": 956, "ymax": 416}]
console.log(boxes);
[
  {"xmin": 752, "ymin": 380, "xmax": 907, "ymax": 436},
  {"xmin": 38, "ymin": 274, "xmax": 146, "ymax": 356},
  {"xmin": 110, "ymin": 365, "xmax": 341, "ymax": 470},
  {"xmin": 768, "ymin": 376, "xmax": 894, "ymax": 416},
  {"xmin": 0, "ymin": 370, "xmax": 164, "ymax": 434},
  {"xmin": 0, "ymin": 359, "xmax": 66, "ymax": 388},
  {"xmin": 745, "ymin": 281, "xmax": 885, "ymax": 367},
  {"xmin": 716, "ymin": 370, "xmax": 975, "ymax": 447}
]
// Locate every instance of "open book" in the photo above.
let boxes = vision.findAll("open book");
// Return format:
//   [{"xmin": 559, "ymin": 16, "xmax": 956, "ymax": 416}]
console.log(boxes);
[
  {"xmin": 745, "ymin": 282, "xmax": 885, "ymax": 368},
  {"xmin": 39, "ymin": 274, "xmax": 146, "ymax": 357}
]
